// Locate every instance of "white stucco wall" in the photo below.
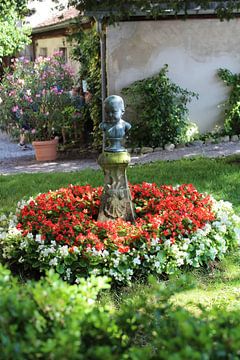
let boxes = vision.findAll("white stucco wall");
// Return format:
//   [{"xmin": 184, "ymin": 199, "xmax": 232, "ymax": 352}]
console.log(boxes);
[
  {"xmin": 106, "ymin": 18, "xmax": 240, "ymax": 132},
  {"xmin": 35, "ymin": 37, "xmax": 80, "ymax": 74}
]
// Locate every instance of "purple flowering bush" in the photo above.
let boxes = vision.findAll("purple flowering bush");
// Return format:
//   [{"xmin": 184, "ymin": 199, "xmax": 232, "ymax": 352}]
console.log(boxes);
[{"xmin": 0, "ymin": 53, "xmax": 75, "ymax": 141}]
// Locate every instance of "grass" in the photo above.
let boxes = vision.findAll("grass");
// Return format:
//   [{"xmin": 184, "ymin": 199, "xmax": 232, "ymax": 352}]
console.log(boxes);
[
  {"xmin": 0, "ymin": 155, "xmax": 240, "ymax": 310},
  {"xmin": 171, "ymin": 252, "xmax": 240, "ymax": 313},
  {"xmin": 1, "ymin": 156, "xmax": 240, "ymax": 213}
]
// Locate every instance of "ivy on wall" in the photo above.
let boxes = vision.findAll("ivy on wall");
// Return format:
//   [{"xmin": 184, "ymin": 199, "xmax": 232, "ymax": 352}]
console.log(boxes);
[
  {"xmin": 218, "ymin": 68, "xmax": 240, "ymax": 135},
  {"xmin": 71, "ymin": 25, "xmax": 102, "ymax": 149}
]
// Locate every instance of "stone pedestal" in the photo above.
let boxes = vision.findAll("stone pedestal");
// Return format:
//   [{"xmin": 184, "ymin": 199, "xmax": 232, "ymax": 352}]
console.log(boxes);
[{"xmin": 97, "ymin": 151, "xmax": 135, "ymax": 222}]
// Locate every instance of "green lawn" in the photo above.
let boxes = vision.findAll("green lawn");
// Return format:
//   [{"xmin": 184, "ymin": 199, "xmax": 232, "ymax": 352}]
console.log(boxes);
[
  {"xmin": 1, "ymin": 156, "xmax": 240, "ymax": 213},
  {"xmin": 0, "ymin": 156, "xmax": 240, "ymax": 310}
]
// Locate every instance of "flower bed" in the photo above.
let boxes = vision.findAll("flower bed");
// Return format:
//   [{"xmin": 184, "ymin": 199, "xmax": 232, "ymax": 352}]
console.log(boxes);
[{"xmin": 0, "ymin": 183, "xmax": 239, "ymax": 284}]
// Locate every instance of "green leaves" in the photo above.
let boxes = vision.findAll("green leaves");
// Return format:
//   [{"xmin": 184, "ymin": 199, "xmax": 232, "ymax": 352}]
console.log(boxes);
[
  {"xmin": 71, "ymin": 26, "xmax": 102, "ymax": 148},
  {"xmin": 69, "ymin": 0, "xmax": 240, "ymax": 23},
  {"xmin": 218, "ymin": 67, "xmax": 240, "ymax": 135},
  {"xmin": 122, "ymin": 65, "xmax": 198, "ymax": 147},
  {"xmin": 0, "ymin": 9, "xmax": 31, "ymax": 60}
]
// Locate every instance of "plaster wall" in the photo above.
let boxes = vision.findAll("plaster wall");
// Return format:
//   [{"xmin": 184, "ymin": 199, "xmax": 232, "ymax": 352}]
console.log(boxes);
[
  {"xmin": 35, "ymin": 37, "xmax": 80, "ymax": 74},
  {"xmin": 106, "ymin": 19, "xmax": 240, "ymax": 132}
]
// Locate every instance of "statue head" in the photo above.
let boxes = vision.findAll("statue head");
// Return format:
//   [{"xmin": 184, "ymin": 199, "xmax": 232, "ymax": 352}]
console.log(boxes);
[{"xmin": 104, "ymin": 95, "xmax": 125, "ymax": 124}]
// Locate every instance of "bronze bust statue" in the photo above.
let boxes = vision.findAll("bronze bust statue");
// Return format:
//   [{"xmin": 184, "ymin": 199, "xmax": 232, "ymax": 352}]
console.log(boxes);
[{"xmin": 100, "ymin": 95, "xmax": 131, "ymax": 152}]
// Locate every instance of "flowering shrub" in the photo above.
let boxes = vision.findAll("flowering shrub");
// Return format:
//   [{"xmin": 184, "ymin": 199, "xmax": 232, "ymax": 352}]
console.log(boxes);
[
  {"xmin": 0, "ymin": 52, "xmax": 76, "ymax": 141},
  {"xmin": 0, "ymin": 183, "xmax": 239, "ymax": 284}
]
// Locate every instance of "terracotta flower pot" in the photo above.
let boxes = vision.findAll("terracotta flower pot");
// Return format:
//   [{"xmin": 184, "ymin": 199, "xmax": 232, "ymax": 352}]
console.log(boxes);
[{"xmin": 32, "ymin": 138, "xmax": 58, "ymax": 161}]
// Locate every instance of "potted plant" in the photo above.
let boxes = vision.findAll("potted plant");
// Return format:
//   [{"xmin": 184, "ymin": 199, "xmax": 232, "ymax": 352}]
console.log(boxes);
[{"xmin": 0, "ymin": 52, "xmax": 75, "ymax": 160}]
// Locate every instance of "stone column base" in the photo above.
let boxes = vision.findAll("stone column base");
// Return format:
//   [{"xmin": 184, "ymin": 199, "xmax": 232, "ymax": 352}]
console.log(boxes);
[{"xmin": 97, "ymin": 151, "xmax": 135, "ymax": 222}]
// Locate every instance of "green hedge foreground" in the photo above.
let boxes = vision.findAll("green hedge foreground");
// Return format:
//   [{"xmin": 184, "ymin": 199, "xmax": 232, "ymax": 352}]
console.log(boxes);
[{"xmin": 1, "ymin": 264, "xmax": 240, "ymax": 360}]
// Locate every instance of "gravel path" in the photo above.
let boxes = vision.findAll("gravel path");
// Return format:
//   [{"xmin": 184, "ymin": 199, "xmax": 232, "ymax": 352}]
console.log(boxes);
[{"xmin": 0, "ymin": 132, "xmax": 239, "ymax": 175}]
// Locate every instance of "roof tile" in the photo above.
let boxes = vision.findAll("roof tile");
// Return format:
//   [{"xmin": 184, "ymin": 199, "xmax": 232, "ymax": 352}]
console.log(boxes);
[{"xmin": 33, "ymin": 7, "xmax": 80, "ymax": 28}]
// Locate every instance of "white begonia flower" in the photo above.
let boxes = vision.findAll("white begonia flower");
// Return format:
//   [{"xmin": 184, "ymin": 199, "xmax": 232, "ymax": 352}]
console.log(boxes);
[
  {"xmin": 35, "ymin": 234, "xmax": 43, "ymax": 243},
  {"xmin": 214, "ymin": 234, "xmax": 223, "ymax": 242},
  {"xmin": 176, "ymin": 258, "xmax": 184, "ymax": 266},
  {"xmin": 49, "ymin": 246, "xmax": 56, "ymax": 254},
  {"xmin": 20, "ymin": 240, "xmax": 28, "ymax": 249},
  {"xmin": 219, "ymin": 224, "xmax": 227, "ymax": 233},
  {"xmin": 203, "ymin": 224, "xmax": 212, "ymax": 236},
  {"xmin": 26, "ymin": 232, "xmax": 34, "ymax": 240},
  {"xmin": 66, "ymin": 268, "xmax": 72, "ymax": 280},
  {"xmin": 109, "ymin": 269, "xmax": 115, "ymax": 276},
  {"xmin": 209, "ymin": 247, "xmax": 218, "ymax": 259},
  {"xmin": 196, "ymin": 250, "xmax": 202, "ymax": 256},
  {"xmin": 90, "ymin": 268, "xmax": 101, "ymax": 276},
  {"xmin": 59, "ymin": 245, "xmax": 69, "ymax": 257},
  {"xmin": 182, "ymin": 242, "xmax": 189, "ymax": 251},
  {"xmin": 133, "ymin": 256, "xmax": 141, "ymax": 265},
  {"xmin": 49, "ymin": 258, "xmax": 58, "ymax": 266},
  {"xmin": 113, "ymin": 258, "xmax": 120, "ymax": 267},
  {"xmin": 232, "ymin": 214, "xmax": 240, "ymax": 223},
  {"xmin": 91, "ymin": 247, "xmax": 102, "ymax": 256},
  {"xmin": 151, "ymin": 238, "xmax": 159, "ymax": 246},
  {"xmin": 102, "ymin": 250, "xmax": 109, "ymax": 257},
  {"xmin": 171, "ymin": 244, "xmax": 179, "ymax": 253},
  {"xmin": 40, "ymin": 248, "xmax": 52, "ymax": 257},
  {"xmin": 164, "ymin": 240, "xmax": 171, "ymax": 247},
  {"xmin": 126, "ymin": 268, "xmax": 133, "ymax": 276},
  {"xmin": 8, "ymin": 227, "xmax": 21, "ymax": 236}
]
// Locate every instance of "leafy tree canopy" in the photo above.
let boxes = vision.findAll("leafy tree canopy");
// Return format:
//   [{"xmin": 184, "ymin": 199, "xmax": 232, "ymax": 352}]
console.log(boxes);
[
  {"xmin": 0, "ymin": 0, "xmax": 31, "ymax": 62},
  {"xmin": 68, "ymin": 1, "xmax": 240, "ymax": 22},
  {"xmin": 0, "ymin": 0, "xmax": 29, "ymax": 18}
]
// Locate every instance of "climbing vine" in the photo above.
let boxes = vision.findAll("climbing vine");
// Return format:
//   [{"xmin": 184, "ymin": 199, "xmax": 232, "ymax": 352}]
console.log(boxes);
[
  {"xmin": 71, "ymin": 25, "xmax": 102, "ymax": 148},
  {"xmin": 218, "ymin": 68, "xmax": 240, "ymax": 135}
]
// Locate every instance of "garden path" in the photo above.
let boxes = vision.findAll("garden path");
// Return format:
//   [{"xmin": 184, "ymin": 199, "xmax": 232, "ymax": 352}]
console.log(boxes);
[{"xmin": 0, "ymin": 131, "xmax": 239, "ymax": 175}]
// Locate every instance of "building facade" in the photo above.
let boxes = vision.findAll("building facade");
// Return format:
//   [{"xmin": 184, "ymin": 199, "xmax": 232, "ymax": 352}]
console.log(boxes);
[{"xmin": 106, "ymin": 17, "xmax": 240, "ymax": 132}]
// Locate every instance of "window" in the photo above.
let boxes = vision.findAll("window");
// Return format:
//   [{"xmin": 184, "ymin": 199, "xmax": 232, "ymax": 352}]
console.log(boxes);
[
  {"xmin": 59, "ymin": 47, "xmax": 67, "ymax": 63},
  {"xmin": 39, "ymin": 47, "xmax": 48, "ymax": 57}
]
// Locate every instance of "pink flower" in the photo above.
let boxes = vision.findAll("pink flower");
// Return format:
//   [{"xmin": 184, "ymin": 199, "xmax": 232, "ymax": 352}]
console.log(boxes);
[{"xmin": 12, "ymin": 105, "xmax": 19, "ymax": 112}]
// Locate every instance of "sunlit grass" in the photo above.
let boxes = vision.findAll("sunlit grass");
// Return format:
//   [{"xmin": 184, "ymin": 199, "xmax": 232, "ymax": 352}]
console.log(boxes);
[
  {"xmin": 1, "ymin": 156, "xmax": 240, "ymax": 213},
  {"xmin": 170, "ymin": 251, "xmax": 240, "ymax": 314}
]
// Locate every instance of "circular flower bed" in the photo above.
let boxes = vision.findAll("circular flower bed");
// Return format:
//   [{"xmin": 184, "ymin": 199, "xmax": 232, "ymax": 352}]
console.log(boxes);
[{"xmin": 0, "ymin": 183, "xmax": 239, "ymax": 284}]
